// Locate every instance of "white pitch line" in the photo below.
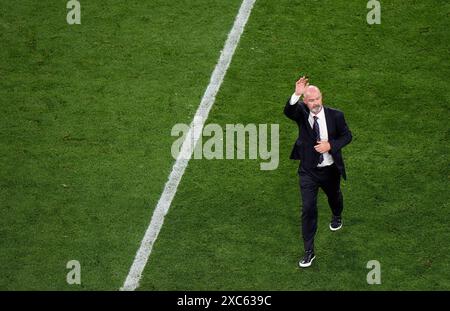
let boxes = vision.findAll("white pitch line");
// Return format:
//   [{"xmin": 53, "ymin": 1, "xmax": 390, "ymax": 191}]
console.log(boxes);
[{"xmin": 120, "ymin": 0, "xmax": 257, "ymax": 291}]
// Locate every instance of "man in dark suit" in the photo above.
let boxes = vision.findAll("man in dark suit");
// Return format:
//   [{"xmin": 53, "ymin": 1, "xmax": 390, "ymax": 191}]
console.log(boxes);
[{"xmin": 284, "ymin": 76, "xmax": 352, "ymax": 268}]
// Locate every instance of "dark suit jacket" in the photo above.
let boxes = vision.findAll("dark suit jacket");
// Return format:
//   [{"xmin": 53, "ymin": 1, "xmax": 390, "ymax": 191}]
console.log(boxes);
[{"xmin": 284, "ymin": 98, "xmax": 352, "ymax": 179}]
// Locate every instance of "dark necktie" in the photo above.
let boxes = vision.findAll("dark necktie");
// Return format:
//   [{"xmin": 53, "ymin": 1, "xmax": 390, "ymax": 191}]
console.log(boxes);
[{"xmin": 313, "ymin": 116, "xmax": 324, "ymax": 164}]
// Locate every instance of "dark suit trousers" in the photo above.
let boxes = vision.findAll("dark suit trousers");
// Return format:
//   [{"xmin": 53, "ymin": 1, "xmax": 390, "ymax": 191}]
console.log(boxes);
[{"xmin": 298, "ymin": 163, "xmax": 343, "ymax": 251}]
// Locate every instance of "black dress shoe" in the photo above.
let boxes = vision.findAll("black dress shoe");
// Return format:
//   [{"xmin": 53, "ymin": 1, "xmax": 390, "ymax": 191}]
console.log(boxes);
[
  {"xmin": 329, "ymin": 215, "xmax": 343, "ymax": 231},
  {"xmin": 298, "ymin": 250, "xmax": 315, "ymax": 268}
]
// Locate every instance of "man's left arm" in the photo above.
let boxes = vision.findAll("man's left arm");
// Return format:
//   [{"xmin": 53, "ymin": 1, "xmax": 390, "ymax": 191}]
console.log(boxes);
[{"xmin": 329, "ymin": 111, "xmax": 352, "ymax": 154}]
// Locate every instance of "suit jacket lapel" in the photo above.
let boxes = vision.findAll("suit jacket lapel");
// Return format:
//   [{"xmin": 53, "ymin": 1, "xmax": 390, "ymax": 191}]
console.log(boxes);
[
  {"xmin": 302, "ymin": 106, "xmax": 315, "ymax": 140},
  {"xmin": 324, "ymin": 106, "xmax": 334, "ymax": 138}
]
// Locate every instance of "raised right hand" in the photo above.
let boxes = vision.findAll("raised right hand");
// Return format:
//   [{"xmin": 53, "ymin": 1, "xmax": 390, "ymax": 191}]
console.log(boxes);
[{"xmin": 295, "ymin": 76, "xmax": 309, "ymax": 96}]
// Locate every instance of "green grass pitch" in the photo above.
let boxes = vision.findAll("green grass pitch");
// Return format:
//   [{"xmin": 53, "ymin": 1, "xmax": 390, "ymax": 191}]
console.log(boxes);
[{"xmin": 0, "ymin": 0, "xmax": 449, "ymax": 290}]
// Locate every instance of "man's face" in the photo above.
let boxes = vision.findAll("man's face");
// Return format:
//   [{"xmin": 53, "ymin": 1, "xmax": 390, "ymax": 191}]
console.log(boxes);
[{"xmin": 304, "ymin": 90, "xmax": 322, "ymax": 114}]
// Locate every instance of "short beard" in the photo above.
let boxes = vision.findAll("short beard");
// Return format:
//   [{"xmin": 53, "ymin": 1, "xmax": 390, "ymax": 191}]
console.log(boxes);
[{"xmin": 310, "ymin": 105, "xmax": 322, "ymax": 114}]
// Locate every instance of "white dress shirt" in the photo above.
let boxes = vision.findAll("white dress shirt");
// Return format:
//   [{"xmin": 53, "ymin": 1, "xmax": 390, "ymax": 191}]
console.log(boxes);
[{"xmin": 289, "ymin": 93, "xmax": 334, "ymax": 167}]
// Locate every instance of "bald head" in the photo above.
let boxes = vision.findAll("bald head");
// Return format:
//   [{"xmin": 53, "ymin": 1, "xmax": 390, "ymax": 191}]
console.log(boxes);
[
  {"xmin": 303, "ymin": 85, "xmax": 323, "ymax": 114},
  {"xmin": 304, "ymin": 85, "xmax": 321, "ymax": 100}
]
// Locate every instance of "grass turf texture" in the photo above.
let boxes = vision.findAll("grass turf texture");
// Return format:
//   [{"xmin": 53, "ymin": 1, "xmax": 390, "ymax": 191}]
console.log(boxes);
[
  {"xmin": 1, "ymin": 0, "xmax": 449, "ymax": 290},
  {"xmin": 0, "ymin": 0, "xmax": 242, "ymax": 290}
]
